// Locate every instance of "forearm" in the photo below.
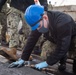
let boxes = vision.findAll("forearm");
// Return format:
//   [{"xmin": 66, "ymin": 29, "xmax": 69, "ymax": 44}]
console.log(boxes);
[
  {"xmin": 21, "ymin": 30, "xmax": 41, "ymax": 60},
  {"xmin": 46, "ymin": 36, "xmax": 71, "ymax": 65},
  {"xmin": 46, "ymin": 23, "xmax": 72, "ymax": 65}
]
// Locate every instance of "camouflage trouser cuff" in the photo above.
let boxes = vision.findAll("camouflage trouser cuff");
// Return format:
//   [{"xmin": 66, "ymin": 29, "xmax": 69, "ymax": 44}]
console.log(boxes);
[{"xmin": 9, "ymin": 43, "xmax": 18, "ymax": 48}]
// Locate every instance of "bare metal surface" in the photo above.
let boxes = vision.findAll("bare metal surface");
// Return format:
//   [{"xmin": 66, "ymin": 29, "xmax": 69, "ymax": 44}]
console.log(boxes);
[
  {"xmin": 0, "ymin": 62, "xmax": 47, "ymax": 75},
  {"xmin": 0, "ymin": 60, "xmax": 75, "ymax": 75}
]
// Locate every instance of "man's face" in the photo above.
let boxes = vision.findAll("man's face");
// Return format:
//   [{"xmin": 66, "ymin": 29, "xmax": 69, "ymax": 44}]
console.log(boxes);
[{"xmin": 37, "ymin": 18, "xmax": 49, "ymax": 33}]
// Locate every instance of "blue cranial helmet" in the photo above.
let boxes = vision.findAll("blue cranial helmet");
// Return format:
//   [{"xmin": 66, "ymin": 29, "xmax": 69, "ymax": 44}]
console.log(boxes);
[{"xmin": 24, "ymin": 5, "xmax": 44, "ymax": 30}]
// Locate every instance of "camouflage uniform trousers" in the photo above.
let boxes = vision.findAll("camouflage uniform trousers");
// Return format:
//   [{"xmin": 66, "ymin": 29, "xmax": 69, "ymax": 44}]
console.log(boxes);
[
  {"xmin": 19, "ymin": 18, "xmax": 31, "ymax": 48},
  {"xmin": 0, "ymin": 3, "xmax": 7, "ymax": 44},
  {"xmin": 6, "ymin": 7, "xmax": 22, "ymax": 47},
  {"xmin": 41, "ymin": 40, "xmax": 56, "ymax": 60},
  {"xmin": 7, "ymin": 7, "xmax": 30, "ymax": 48}
]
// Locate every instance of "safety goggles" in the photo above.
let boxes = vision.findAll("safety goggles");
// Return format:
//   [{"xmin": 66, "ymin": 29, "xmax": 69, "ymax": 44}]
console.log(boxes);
[{"xmin": 31, "ymin": 18, "xmax": 43, "ymax": 27}]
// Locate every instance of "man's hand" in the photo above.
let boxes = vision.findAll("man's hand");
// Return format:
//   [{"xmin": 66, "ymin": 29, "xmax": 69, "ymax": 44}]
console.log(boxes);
[
  {"xmin": 34, "ymin": 0, "xmax": 40, "ymax": 5},
  {"xmin": 8, "ymin": 58, "xmax": 25, "ymax": 68},
  {"xmin": 34, "ymin": 0, "xmax": 38, "ymax": 2},
  {"xmin": 35, "ymin": 61, "xmax": 48, "ymax": 70}
]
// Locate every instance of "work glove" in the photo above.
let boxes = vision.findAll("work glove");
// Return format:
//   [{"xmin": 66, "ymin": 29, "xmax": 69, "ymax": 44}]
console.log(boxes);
[
  {"xmin": 8, "ymin": 58, "xmax": 25, "ymax": 68},
  {"xmin": 35, "ymin": 61, "xmax": 48, "ymax": 70}
]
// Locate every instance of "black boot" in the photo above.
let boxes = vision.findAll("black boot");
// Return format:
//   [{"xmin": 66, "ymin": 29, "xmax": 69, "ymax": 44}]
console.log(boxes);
[
  {"xmin": 73, "ymin": 58, "xmax": 76, "ymax": 73},
  {"xmin": 58, "ymin": 55, "xmax": 67, "ymax": 71},
  {"xmin": 58, "ymin": 63, "xmax": 66, "ymax": 71}
]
